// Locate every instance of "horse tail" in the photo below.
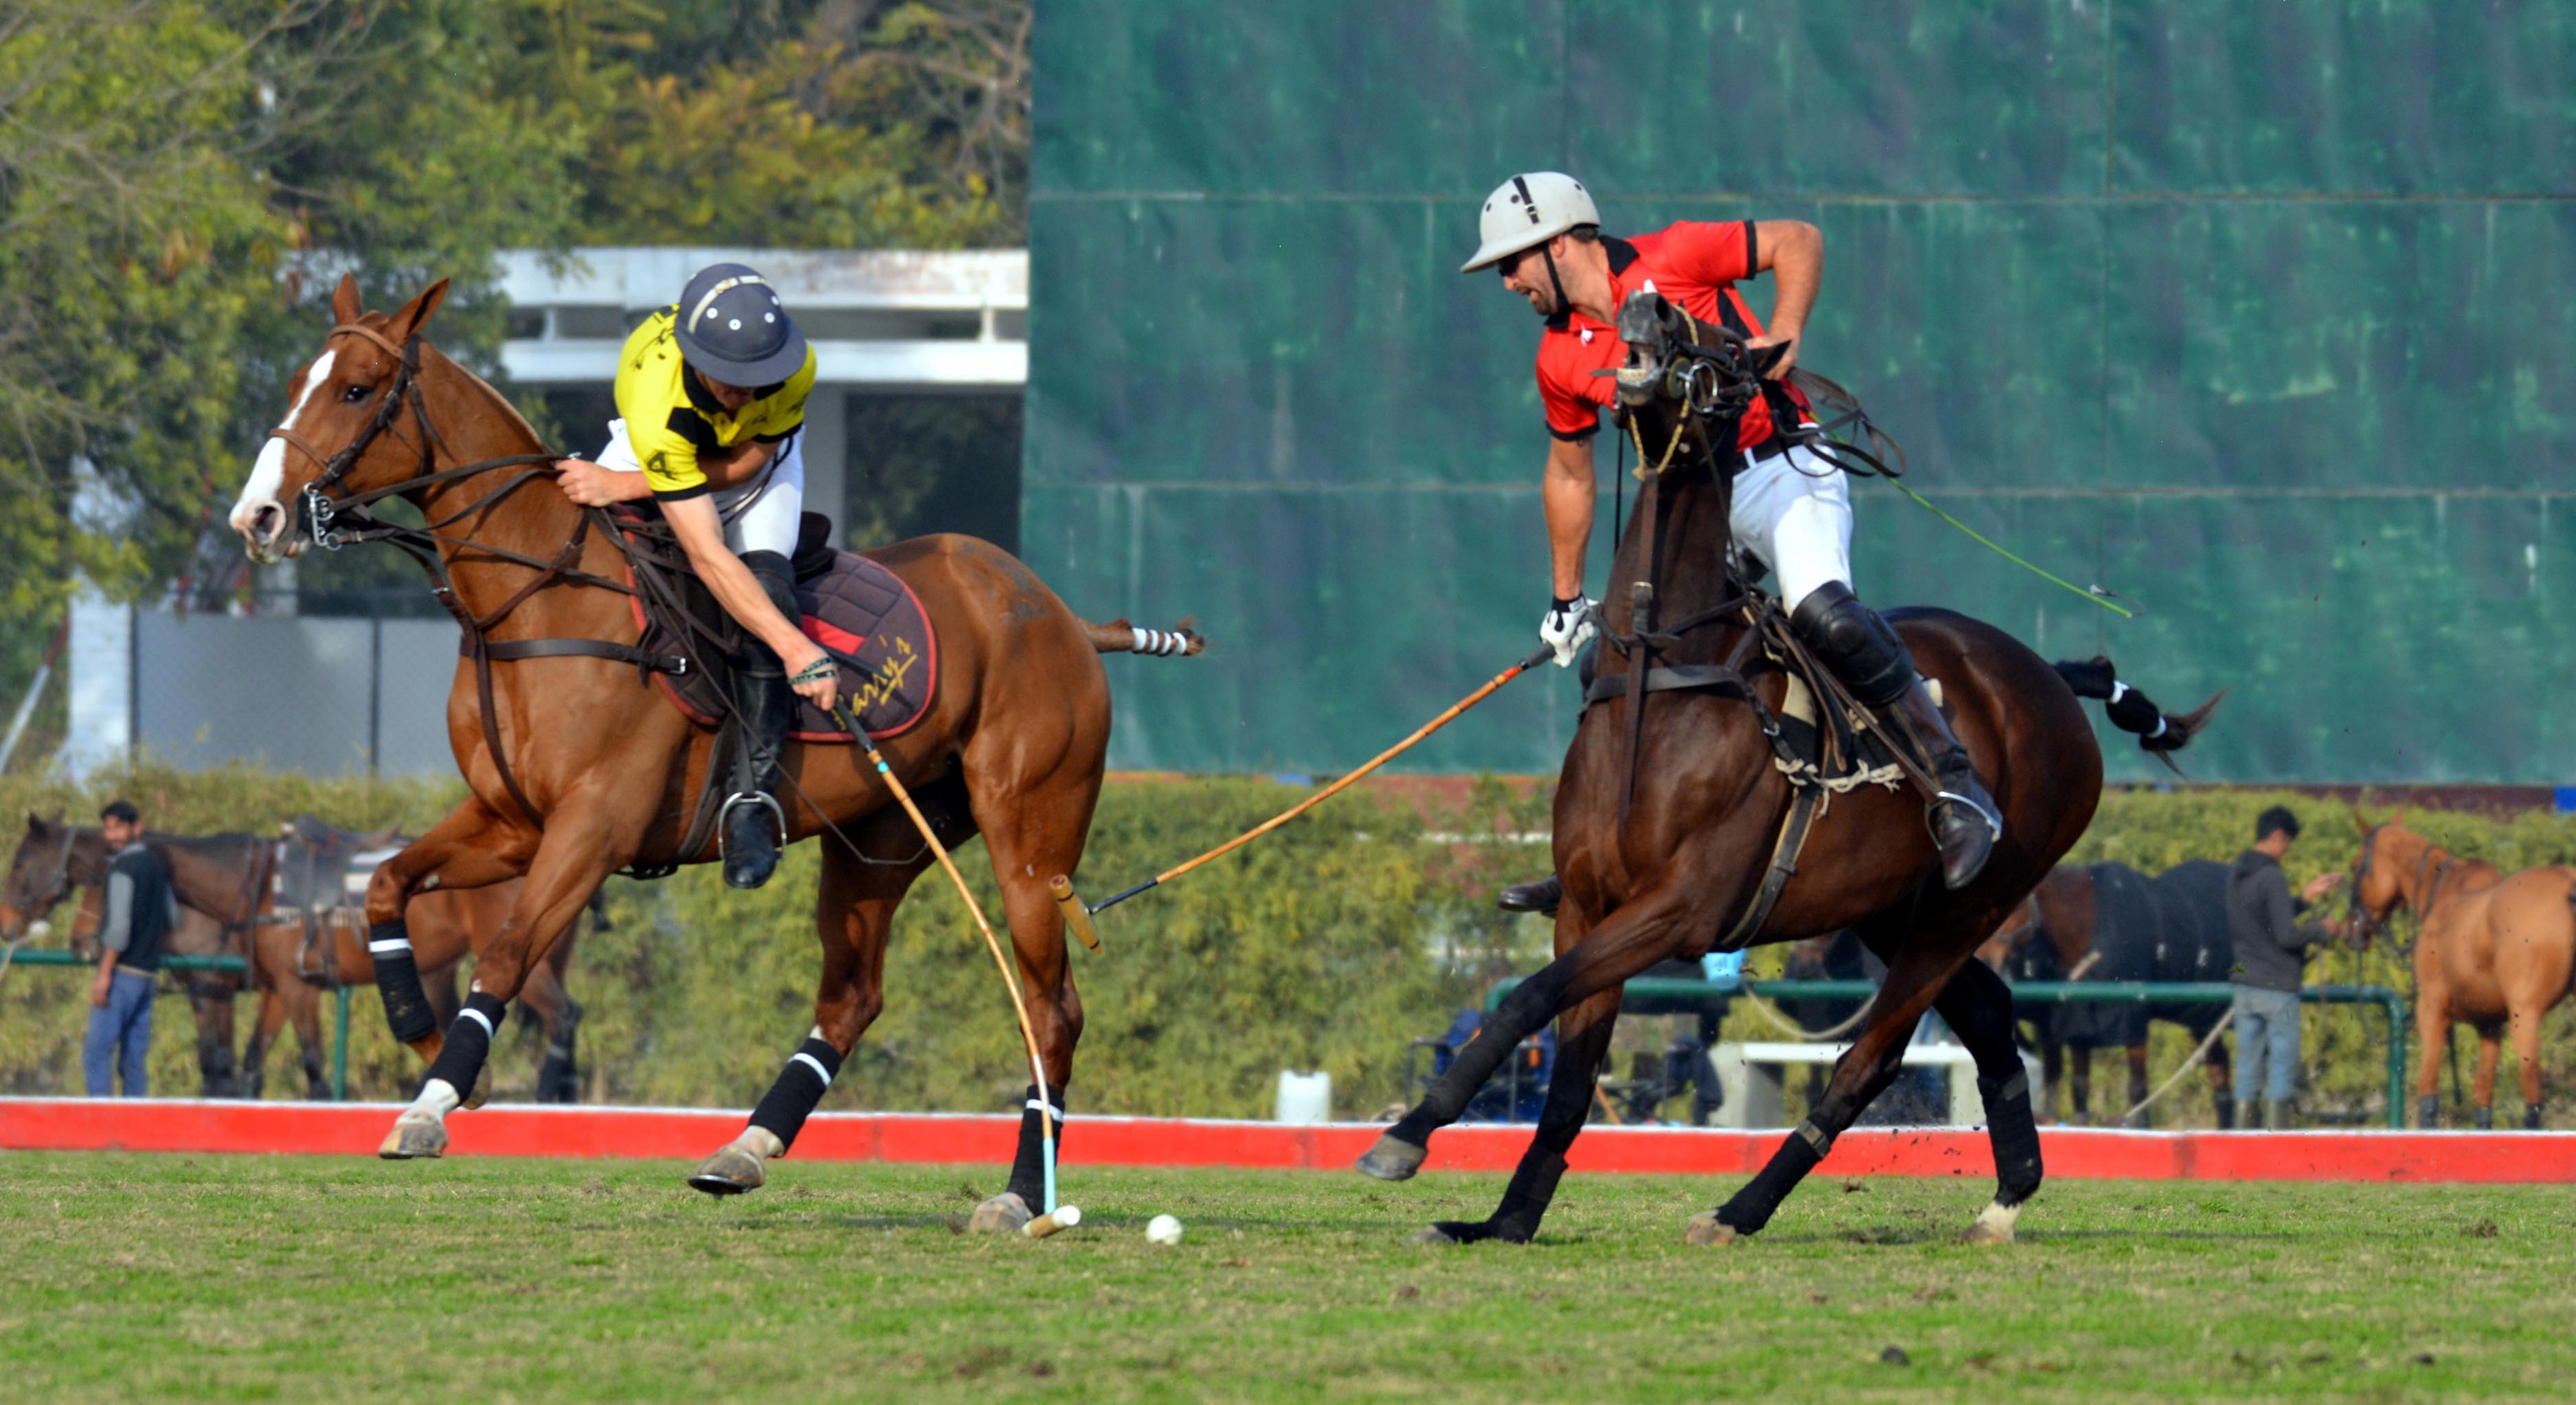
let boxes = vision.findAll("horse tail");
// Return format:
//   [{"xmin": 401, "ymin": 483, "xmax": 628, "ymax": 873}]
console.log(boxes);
[
  {"xmin": 2051, "ymin": 656, "xmax": 2223, "ymax": 774},
  {"xmin": 1082, "ymin": 615, "xmax": 1206, "ymax": 658}
]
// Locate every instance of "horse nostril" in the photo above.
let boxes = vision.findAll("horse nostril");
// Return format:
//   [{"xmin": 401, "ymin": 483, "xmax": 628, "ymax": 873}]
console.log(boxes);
[{"xmin": 249, "ymin": 503, "xmax": 283, "ymax": 540}]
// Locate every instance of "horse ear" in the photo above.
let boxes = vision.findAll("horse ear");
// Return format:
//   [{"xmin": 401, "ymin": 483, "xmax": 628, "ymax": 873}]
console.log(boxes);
[
  {"xmin": 2350, "ymin": 805, "xmax": 2372, "ymax": 836},
  {"xmin": 2391, "ymin": 807, "xmax": 2407, "ymax": 829},
  {"xmin": 388, "ymin": 278, "xmax": 449, "ymax": 341},
  {"xmin": 332, "ymin": 273, "xmax": 363, "ymax": 325}
]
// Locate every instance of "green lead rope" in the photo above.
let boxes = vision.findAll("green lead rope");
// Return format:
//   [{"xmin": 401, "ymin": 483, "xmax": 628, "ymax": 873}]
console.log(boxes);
[{"xmin": 1872, "ymin": 475, "xmax": 2136, "ymax": 619}]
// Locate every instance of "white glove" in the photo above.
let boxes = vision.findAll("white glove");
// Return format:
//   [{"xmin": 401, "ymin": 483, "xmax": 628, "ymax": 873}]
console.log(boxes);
[{"xmin": 1539, "ymin": 596, "xmax": 1598, "ymax": 669}]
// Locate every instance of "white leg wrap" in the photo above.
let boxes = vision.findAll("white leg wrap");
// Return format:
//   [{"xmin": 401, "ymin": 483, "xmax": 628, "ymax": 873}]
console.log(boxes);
[
  {"xmin": 734, "ymin": 1126, "xmax": 786, "ymax": 1160},
  {"xmin": 408, "ymin": 1077, "xmax": 461, "ymax": 1120}
]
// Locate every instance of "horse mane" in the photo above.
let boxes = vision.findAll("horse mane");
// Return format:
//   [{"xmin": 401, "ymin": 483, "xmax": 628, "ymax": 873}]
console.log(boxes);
[{"xmin": 413, "ymin": 333, "xmax": 545, "ymax": 450}]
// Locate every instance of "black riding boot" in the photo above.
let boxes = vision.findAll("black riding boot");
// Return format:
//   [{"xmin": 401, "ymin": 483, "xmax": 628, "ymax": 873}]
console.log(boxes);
[
  {"xmin": 1789, "ymin": 582, "xmax": 2000, "ymax": 890},
  {"xmin": 721, "ymin": 552, "xmax": 800, "ymax": 891}
]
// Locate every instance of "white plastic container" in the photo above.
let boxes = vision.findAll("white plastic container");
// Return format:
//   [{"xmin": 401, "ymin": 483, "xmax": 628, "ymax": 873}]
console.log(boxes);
[{"xmin": 1275, "ymin": 1069, "xmax": 1332, "ymax": 1124}]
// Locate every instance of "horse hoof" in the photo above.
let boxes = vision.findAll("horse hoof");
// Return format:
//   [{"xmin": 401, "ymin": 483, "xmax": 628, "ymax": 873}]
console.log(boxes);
[
  {"xmin": 1355, "ymin": 1133, "xmax": 1428, "ymax": 1182},
  {"xmin": 686, "ymin": 1144, "xmax": 767, "ymax": 1197},
  {"xmin": 1684, "ymin": 1211, "xmax": 1739, "ymax": 1247},
  {"xmin": 1405, "ymin": 1224, "xmax": 1461, "ymax": 1246},
  {"xmin": 967, "ymin": 1192, "xmax": 1033, "ymax": 1234},
  {"xmin": 377, "ymin": 1115, "xmax": 448, "ymax": 1160},
  {"xmin": 1963, "ymin": 1201, "xmax": 2021, "ymax": 1246}
]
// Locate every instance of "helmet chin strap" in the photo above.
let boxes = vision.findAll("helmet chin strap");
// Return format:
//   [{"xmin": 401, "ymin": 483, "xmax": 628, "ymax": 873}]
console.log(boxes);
[{"xmin": 1540, "ymin": 242, "xmax": 1574, "ymax": 331}]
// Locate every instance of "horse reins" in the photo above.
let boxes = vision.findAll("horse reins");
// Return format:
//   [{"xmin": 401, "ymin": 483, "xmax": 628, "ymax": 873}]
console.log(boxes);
[{"xmin": 274, "ymin": 322, "xmax": 691, "ymax": 825}]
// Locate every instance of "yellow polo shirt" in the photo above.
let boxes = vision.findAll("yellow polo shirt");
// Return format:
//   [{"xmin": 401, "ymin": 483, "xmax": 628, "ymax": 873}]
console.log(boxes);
[{"xmin": 613, "ymin": 305, "xmax": 818, "ymax": 500}]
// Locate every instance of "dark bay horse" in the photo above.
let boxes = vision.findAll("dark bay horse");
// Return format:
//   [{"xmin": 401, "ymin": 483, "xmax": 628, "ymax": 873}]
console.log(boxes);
[
  {"xmin": 3, "ymin": 816, "xmax": 274, "ymax": 1096},
  {"xmin": 227, "ymin": 277, "xmax": 1193, "ymax": 1228},
  {"xmin": 1987, "ymin": 861, "xmax": 2236, "ymax": 1128},
  {"xmin": 1358, "ymin": 296, "xmax": 2213, "ymax": 1245},
  {"xmin": 2349, "ymin": 813, "xmax": 2576, "ymax": 1129}
]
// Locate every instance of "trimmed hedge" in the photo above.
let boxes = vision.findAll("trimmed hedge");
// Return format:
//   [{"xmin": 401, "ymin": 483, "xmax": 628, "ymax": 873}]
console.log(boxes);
[{"xmin": 3, "ymin": 764, "xmax": 2572, "ymax": 1127}]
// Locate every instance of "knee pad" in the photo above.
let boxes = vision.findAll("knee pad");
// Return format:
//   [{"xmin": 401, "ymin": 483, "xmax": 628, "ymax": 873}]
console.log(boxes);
[{"xmin": 1789, "ymin": 580, "xmax": 1915, "ymax": 708}]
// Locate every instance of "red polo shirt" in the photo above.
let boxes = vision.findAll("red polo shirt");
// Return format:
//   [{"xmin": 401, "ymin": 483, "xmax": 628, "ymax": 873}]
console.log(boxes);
[{"xmin": 1535, "ymin": 220, "xmax": 1809, "ymax": 451}]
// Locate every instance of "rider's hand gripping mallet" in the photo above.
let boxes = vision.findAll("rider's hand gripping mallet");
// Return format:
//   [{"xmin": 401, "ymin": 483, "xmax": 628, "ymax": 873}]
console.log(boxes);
[
  {"xmin": 1051, "ymin": 643, "xmax": 1555, "ymax": 923},
  {"xmin": 833, "ymin": 699, "xmax": 1064, "ymax": 1218}
]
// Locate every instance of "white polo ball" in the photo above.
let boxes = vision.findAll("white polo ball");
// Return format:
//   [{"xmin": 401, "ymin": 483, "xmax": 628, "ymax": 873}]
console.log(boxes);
[{"xmin": 1146, "ymin": 1213, "xmax": 1184, "ymax": 1246}]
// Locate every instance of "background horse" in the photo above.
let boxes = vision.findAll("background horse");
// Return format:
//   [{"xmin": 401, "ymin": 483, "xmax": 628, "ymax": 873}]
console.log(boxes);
[
  {"xmin": 1987, "ymin": 860, "xmax": 2236, "ymax": 1127},
  {"xmin": 227, "ymin": 277, "xmax": 1196, "ymax": 1230},
  {"xmin": 1358, "ymin": 295, "xmax": 2215, "ymax": 1247},
  {"xmin": 2, "ymin": 815, "xmax": 272, "ymax": 1096},
  {"xmin": 2349, "ymin": 813, "xmax": 2576, "ymax": 1129}
]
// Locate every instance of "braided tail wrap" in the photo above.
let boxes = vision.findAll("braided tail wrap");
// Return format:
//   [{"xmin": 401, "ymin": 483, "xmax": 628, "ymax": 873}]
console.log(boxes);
[{"xmin": 2051, "ymin": 657, "xmax": 2224, "ymax": 767}]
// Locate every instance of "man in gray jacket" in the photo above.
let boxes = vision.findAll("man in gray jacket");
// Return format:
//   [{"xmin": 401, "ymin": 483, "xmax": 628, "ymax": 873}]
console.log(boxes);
[
  {"xmin": 82, "ymin": 800, "xmax": 178, "ymax": 1097},
  {"xmin": 2225, "ymin": 806, "xmax": 2345, "ymax": 1129}
]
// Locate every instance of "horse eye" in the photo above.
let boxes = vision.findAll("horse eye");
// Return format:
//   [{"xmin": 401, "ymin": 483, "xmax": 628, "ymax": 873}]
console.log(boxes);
[{"xmin": 342, "ymin": 384, "xmax": 372, "ymax": 403}]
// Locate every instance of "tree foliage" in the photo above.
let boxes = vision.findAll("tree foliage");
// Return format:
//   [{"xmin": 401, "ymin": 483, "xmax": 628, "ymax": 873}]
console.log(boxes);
[{"xmin": 0, "ymin": 0, "xmax": 1032, "ymax": 661}]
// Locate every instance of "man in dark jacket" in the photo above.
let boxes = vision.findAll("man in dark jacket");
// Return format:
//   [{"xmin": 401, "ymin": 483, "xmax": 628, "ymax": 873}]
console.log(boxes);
[
  {"xmin": 82, "ymin": 800, "xmax": 177, "ymax": 1097},
  {"xmin": 2225, "ymin": 806, "xmax": 2345, "ymax": 1129}
]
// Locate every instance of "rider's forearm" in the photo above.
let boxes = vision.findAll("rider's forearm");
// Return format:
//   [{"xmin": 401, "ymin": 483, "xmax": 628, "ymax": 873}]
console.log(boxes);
[
  {"xmin": 1542, "ymin": 438, "xmax": 1597, "ymax": 600},
  {"xmin": 592, "ymin": 466, "xmax": 655, "ymax": 502},
  {"xmin": 663, "ymin": 499, "xmax": 807, "ymax": 661},
  {"xmin": 1756, "ymin": 219, "xmax": 1823, "ymax": 338}
]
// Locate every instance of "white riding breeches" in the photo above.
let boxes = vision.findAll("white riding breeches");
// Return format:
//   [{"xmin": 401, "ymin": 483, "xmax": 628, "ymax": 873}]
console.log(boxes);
[
  {"xmin": 597, "ymin": 418, "xmax": 806, "ymax": 561},
  {"xmin": 1727, "ymin": 442, "xmax": 1852, "ymax": 614}
]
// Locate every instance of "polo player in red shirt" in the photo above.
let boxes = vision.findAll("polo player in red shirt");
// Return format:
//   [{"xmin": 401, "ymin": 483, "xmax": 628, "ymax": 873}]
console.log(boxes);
[{"xmin": 1469, "ymin": 172, "xmax": 1999, "ymax": 909}]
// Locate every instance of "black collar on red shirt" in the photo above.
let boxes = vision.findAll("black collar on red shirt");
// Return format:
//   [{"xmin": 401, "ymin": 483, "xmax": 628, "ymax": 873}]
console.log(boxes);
[{"xmin": 1603, "ymin": 235, "xmax": 1639, "ymax": 275}]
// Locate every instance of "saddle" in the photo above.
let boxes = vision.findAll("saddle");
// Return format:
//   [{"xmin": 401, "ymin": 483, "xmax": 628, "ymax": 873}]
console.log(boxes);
[
  {"xmin": 265, "ymin": 815, "xmax": 405, "ymax": 988},
  {"xmin": 624, "ymin": 512, "xmax": 938, "ymax": 743}
]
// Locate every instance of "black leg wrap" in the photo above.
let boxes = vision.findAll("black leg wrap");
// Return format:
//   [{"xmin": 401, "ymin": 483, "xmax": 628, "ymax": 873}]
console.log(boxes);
[
  {"xmin": 2213, "ymin": 1090, "xmax": 2236, "ymax": 1131},
  {"xmin": 370, "ymin": 922, "xmax": 437, "ymax": 1044},
  {"xmin": 1007, "ymin": 1083, "xmax": 1067, "ymax": 1206},
  {"xmin": 748, "ymin": 1037, "xmax": 844, "ymax": 1153},
  {"xmin": 2419, "ymin": 1094, "xmax": 2441, "ymax": 1130},
  {"xmin": 422, "ymin": 992, "xmax": 507, "ymax": 1095},
  {"xmin": 1484, "ymin": 1151, "xmax": 1568, "ymax": 1244},
  {"xmin": 1397, "ymin": 972, "xmax": 1567, "ymax": 1145},
  {"xmin": 2526, "ymin": 1103, "xmax": 2543, "ymax": 1131},
  {"xmin": 1719, "ymin": 1121, "xmax": 1828, "ymax": 1235},
  {"xmin": 1980, "ymin": 1070, "xmax": 2045, "ymax": 1205}
]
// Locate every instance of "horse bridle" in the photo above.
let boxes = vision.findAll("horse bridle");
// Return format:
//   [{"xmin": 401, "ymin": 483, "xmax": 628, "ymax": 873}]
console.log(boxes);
[
  {"xmin": 2349, "ymin": 821, "xmax": 2448, "ymax": 954},
  {"xmin": 262, "ymin": 319, "xmax": 695, "ymax": 823},
  {"xmin": 4, "ymin": 824, "xmax": 79, "ymax": 938}
]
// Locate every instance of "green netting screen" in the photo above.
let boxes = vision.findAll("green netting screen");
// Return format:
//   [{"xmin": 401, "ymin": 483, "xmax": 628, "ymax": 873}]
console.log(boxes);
[{"xmin": 1026, "ymin": 3, "xmax": 2576, "ymax": 782}]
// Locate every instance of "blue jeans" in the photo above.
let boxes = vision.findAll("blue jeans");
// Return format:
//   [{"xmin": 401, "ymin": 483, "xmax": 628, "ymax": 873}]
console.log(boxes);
[
  {"xmin": 2232, "ymin": 985, "xmax": 2300, "ymax": 1106},
  {"xmin": 81, "ymin": 969, "xmax": 154, "ymax": 1096}
]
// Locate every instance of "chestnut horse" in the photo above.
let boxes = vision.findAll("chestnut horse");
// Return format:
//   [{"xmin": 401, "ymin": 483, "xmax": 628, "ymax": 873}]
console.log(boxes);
[
  {"xmin": 2349, "ymin": 813, "xmax": 2576, "ymax": 1130},
  {"xmin": 2, "ymin": 816, "xmax": 273, "ymax": 1096},
  {"xmin": 1358, "ymin": 295, "xmax": 2213, "ymax": 1245},
  {"xmin": 228, "ymin": 278, "xmax": 1190, "ymax": 1227},
  {"xmin": 2, "ymin": 817, "xmax": 575, "ymax": 1100}
]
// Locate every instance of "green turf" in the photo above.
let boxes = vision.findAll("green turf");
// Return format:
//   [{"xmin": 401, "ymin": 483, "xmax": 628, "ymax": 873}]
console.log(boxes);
[{"xmin": 0, "ymin": 1151, "xmax": 2568, "ymax": 1402}]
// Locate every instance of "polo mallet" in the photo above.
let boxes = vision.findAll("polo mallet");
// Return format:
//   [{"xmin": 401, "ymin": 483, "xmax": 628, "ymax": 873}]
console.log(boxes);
[
  {"xmin": 1051, "ymin": 642, "xmax": 1555, "ymax": 930},
  {"xmin": 833, "ymin": 699, "xmax": 1062, "ymax": 1217}
]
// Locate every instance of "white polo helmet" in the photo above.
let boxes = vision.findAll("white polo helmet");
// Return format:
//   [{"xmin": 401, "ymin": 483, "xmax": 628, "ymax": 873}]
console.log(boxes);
[{"xmin": 1460, "ymin": 172, "xmax": 1601, "ymax": 274}]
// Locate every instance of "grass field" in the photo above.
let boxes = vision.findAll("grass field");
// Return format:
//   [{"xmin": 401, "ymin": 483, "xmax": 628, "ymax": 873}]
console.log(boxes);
[{"xmin": 0, "ymin": 1152, "xmax": 2570, "ymax": 1403}]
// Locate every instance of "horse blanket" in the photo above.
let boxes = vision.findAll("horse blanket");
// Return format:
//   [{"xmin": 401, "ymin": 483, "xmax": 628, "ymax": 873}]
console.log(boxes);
[
  {"xmin": 631, "ymin": 535, "xmax": 938, "ymax": 743},
  {"xmin": 2020, "ymin": 859, "xmax": 2232, "ymax": 1048}
]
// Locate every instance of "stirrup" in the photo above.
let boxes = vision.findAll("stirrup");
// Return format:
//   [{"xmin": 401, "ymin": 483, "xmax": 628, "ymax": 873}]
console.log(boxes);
[
  {"xmin": 1934, "ymin": 789, "xmax": 2003, "ymax": 840},
  {"xmin": 717, "ymin": 792, "xmax": 787, "ymax": 855}
]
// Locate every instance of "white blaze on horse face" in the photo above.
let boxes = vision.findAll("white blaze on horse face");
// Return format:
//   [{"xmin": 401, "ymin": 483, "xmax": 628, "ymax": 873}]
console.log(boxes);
[{"xmin": 230, "ymin": 347, "xmax": 337, "ymax": 561}]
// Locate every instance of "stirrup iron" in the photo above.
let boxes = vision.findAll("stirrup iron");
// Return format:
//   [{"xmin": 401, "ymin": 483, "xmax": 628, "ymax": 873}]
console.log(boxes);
[{"xmin": 717, "ymin": 792, "xmax": 787, "ymax": 853}]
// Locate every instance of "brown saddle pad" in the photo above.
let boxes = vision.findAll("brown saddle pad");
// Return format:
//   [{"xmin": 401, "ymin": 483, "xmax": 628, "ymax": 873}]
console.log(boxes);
[{"xmin": 631, "ymin": 548, "xmax": 938, "ymax": 743}]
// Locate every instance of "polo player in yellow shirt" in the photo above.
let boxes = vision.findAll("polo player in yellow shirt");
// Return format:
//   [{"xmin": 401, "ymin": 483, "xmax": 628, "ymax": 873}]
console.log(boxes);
[{"xmin": 557, "ymin": 262, "xmax": 835, "ymax": 889}]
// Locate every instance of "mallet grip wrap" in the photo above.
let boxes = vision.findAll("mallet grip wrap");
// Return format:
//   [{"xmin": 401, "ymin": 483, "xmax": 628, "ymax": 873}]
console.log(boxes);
[{"xmin": 1047, "ymin": 875, "xmax": 1102, "ymax": 953}]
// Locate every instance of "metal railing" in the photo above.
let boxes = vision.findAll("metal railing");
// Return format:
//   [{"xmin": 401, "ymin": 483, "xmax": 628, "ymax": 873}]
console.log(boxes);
[
  {"xmin": 1486, "ymin": 977, "xmax": 2411, "ymax": 1127},
  {"xmin": 5, "ymin": 950, "xmax": 352, "ymax": 1099}
]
